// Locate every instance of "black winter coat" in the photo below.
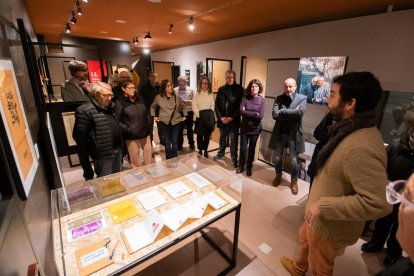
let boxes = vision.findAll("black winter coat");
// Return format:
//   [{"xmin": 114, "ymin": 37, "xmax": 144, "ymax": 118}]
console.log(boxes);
[
  {"xmin": 73, "ymin": 98, "xmax": 125, "ymax": 179},
  {"xmin": 215, "ymin": 83, "xmax": 244, "ymax": 128},
  {"xmin": 115, "ymin": 95, "xmax": 151, "ymax": 140},
  {"xmin": 386, "ymin": 133, "xmax": 414, "ymax": 181}
]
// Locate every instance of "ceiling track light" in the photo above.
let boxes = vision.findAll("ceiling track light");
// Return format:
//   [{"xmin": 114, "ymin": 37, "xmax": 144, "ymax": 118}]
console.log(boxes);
[
  {"xmin": 82, "ymin": 0, "xmax": 88, "ymax": 2},
  {"xmin": 144, "ymin": 32, "xmax": 152, "ymax": 39},
  {"xmin": 77, "ymin": 7, "xmax": 83, "ymax": 16},
  {"xmin": 65, "ymin": 23, "xmax": 71, "ymax": 34},
  {"xmin": 70, "ymin": 12, "xmax": 77, "ymax": 24},
  {"xmin": 168, "ymin": 24, "xmax": 173, "ymax": 34},
  {"xmin": 133, "ymin": 37, "xmax": 138, "ymax": 45},
  {"xmin": 188, "ymin": 17, "xmax": 194, "ymax": 32}
]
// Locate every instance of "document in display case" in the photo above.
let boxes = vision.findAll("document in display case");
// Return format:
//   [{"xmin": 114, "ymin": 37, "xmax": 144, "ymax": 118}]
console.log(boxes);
[{"xmin": 51, "ymin": 152, "xmax": 242, "ymax": 275}]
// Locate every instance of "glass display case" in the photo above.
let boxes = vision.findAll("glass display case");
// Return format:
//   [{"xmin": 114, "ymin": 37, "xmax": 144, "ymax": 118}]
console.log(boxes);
[{"xmin": 51, "ymin": 153, "xmax": 242, "ymax": 275}]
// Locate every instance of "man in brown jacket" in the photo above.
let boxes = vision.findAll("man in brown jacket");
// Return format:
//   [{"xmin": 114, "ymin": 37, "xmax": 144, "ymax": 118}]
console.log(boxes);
[{"xmin": 281, "ymin": 72, "xmax": 392, "ymax": 276}]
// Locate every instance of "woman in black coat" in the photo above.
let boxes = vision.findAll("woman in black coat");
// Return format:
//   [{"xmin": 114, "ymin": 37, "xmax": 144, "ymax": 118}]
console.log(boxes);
[{"xmin": 115, "ymin": 79, "xmax": 152, "ymax": 167}]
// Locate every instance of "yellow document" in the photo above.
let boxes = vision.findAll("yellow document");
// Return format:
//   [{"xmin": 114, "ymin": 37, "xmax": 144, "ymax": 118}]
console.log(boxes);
[
  {"xmin": 107, "ymin": 199, "xmax": 139, "ymax": 224},
  {"xmin": 97, "ymin": 178, "xmax": 125, "ymax": 197}
]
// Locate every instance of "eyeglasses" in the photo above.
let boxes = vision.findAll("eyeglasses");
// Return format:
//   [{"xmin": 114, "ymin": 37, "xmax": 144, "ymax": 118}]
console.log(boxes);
[
  {"xmin": 385, "ymin": 180, "xmax": 414, "ymax": 209},
  {"xmin": 97, "ymin": 92, "xmax": 114, "ymax": 98},
  {"xmin": 125, "ymin": 86, "xmax": 135, "ymax": 90}
]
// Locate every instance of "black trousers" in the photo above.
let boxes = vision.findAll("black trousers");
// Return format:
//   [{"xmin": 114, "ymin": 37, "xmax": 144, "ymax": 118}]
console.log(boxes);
[
  {"xmin": 178, "ymin": 111, "xmax": 194, "ymax": 148},
  {"xmin": 370, "ymin": 203, "xmax": 402, "ymax": 256}
]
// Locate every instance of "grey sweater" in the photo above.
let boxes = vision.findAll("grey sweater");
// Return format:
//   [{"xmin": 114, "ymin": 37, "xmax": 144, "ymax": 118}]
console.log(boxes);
[{"xmin": 150, "ymin": 94, "xmax": 187, "ymax": 125}]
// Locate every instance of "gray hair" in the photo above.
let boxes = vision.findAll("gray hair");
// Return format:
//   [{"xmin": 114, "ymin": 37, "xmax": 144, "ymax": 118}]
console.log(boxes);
[
  {"xmin": 68, "ymin": 60, "xmax": 87, "ymax": 76},
  {"xmin": 91, "ymin": 82, "xmax": 112, "ymax": 95},
  {"xmin": 177, "ymin": 75, "xmax": 187, "ymax": 82}
]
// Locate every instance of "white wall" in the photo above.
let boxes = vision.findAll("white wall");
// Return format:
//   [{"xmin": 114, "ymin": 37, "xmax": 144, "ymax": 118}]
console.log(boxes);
[{"xmin": 152, "ymin": 9, "xmax": 414, "ymax": 92}]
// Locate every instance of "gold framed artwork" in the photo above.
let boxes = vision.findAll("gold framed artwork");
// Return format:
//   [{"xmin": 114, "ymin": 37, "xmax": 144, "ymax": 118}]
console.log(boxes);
[
  {"xmin": 0, "ymin": 58, "xmax": 39, "ymax": 198},
  {"xmin": 206, "ymin": 58, "xmax": 232, "ymax": 93}
]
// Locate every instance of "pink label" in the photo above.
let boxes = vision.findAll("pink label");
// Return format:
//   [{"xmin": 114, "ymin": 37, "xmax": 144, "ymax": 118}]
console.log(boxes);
[{"xmin": 71, "ymin": 220, "xmax": 103, "ymax": 240}]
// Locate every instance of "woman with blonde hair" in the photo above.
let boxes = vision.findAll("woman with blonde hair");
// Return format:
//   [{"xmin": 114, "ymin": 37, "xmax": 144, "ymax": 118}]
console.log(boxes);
[{"xmin": 193, "ymin": 76, "xmax": 215, "ymax": 158}]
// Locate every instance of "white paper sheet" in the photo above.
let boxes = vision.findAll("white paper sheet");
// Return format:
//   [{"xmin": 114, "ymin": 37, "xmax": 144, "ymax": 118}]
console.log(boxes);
[
  {"xmin": 163, "ymin": 181, "xmax": 192, "ymax": 199},
  {"xmin": 142, "ymin": 211, "xmax": 164, "ymax": 241},
  {"xmin": 161, "ymin": 205, "xmax": 188, "ymax": 231},
  {"xmin": 146, "ymin": 165, "xmax": 169, "ymax": 178},
  {"xmin": 203, "ymin": 192, "xmax": 228, "ymax": 209},
  {"xmin": 184, "ymin": 197, "xmax": 209, "ymax": 218},
  {"xmin": 199, "ymin": 168, "xmax": 224, "ymax": 182},
  {"xmin": 123, "ymin": 223, "xmax": 154, "ymax": 252},
  {"xmin": 185, "ymin": 172, "xmax": 211, "ymax": 188},
  {"xmin": 137, "ymin": 190, "xmax": 167, "ymax": 211},
  {"xmin": 79, "ymin": 247, "xmax": 109, "ymax": 268},
  {"xmin": 123, "ymin": 172, "xmax": 148, "ymax": 187}
]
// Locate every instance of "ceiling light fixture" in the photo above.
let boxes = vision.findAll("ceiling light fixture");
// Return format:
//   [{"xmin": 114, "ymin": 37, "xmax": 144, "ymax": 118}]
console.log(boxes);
[
  {"xmin": 82, "ymin": 0, "xmax": 88, "ymax": 2},
  {"xmin": 70, "ymin": 12, "xmax": 77, "ymax": 25},
  {"xmin": 65, "ymin": 23, "xmax": 71, "ymax": 34},
  {"xmin": 143, "ymin": 48, "xmax": 150, "ymax": 55},
  {"xmin": 188, "ymin": 17, "xmax": 195, "ymax": 32},
  {"xmin": 168, "ymin": 24, "xmax": 173, "ymax": 34},
  {"xmin": 133, "ymin": 37, "xmax": 138, "ymax": 45},
  {"xmin": 144, "ymin": 32, "xmax": 152, "ymax": 39},
  {"xmin": 77, "ymin": 6, "xmax": 83, "ymax": 16}
]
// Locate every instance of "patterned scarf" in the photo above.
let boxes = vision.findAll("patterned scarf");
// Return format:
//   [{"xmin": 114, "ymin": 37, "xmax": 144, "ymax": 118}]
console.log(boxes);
[{"xmin": 315, "ymin": 109, "xmax": 377, "ymax": 176}]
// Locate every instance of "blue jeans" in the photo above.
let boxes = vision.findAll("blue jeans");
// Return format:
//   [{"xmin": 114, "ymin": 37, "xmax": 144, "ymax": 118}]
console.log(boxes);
[
  {"xmin": 217, "ymin": 123, "xmax": 239, "ymax": 164},
  {"xmin": 239, "ymin": 133, "xmax": 259, "ymax": 169},
  {"xmin": 162, "ymin": 123, "xmax": 180, "ymax": 159},
  {"xmin": 274, "ymin": 134, "xmax": 299, "ymax": 181},
  {"xmin": 94, "ymin": 146, "xmax": 123, "ymax": 178}
]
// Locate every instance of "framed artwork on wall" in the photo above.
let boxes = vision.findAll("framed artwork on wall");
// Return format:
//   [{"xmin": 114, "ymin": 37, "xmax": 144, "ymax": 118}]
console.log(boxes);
[
  {"xmin": 0, "ymin": 59, "xmax": 39, "ymax": 199},
  {"xmin": 206, "ymin": 58, "xmax": 232, "ymax": 93},
  {"xmin": 297, "ymin": 56, "xmax": 348, "ymax": 104},
  {"xmin": 196, "ymin": 61, "xmax": 206, "ymax": 88}
]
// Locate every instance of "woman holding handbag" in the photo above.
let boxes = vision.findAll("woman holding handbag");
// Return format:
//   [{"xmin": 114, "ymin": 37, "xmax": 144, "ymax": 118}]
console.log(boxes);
[
  {"xmin": 193, "ymin": 76, "xmax": 215, "ymax": 158},
  {"xmin": 150, "ymin": 79, "xmax": 186, "ymax": 159}
]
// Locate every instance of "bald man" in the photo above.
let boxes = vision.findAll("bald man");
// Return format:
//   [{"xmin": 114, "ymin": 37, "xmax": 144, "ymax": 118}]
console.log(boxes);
[{"xmin": 269, "ymin": 78, "xmax": 307, "ymax": 194}]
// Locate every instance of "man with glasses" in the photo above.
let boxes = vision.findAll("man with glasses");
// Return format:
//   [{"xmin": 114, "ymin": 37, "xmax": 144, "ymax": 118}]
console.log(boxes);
[
  {"xmin": 281, "ymin": 72, "xmax": 392, "ymax": 276},
  {"xmin": 73, "ymin": 82, "xmax": 125, "ymax": 180},
  {"xmin": 214, "ymin": 70, "xmax": 244, "ymax": 167},
  {"xmin": 61, "ymin": 60, "xmax": 91, "ymax": 102}
]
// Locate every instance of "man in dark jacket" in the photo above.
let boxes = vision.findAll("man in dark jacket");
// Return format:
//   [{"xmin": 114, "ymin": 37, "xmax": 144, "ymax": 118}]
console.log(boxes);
[
  {"xmin": 269, "ymin": 78, "xmax": 307, "ymax": 195},
  {"xmin": 213, "ymin": 70, "xmax": 244, "ymax": 167},
  {"xmin": 361, "ymin": 127, "xmax": 414, "ymax": 267},
  {"xmin": 73, "ymin": 82, "xmax": 125, "ymax": 180},
  {"xmin": 138, "ymin": 71, "xmax": 160, "ymax": 142}
]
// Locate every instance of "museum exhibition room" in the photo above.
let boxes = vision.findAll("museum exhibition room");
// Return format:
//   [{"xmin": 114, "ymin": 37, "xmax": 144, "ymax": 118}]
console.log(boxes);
[{"xmin": 1, "ymin": 0, "xmax": 414, "ymax": 275}]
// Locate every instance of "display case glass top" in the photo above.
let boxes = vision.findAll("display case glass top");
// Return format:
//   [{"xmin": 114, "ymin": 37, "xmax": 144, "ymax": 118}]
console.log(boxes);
[{"xmin": 51, "ymin": 153, "xmax": 242, "ymax": 275}]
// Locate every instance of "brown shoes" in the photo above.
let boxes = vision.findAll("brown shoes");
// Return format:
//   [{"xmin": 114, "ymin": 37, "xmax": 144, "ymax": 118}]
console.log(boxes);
[
  {"xmin": 272, "ymin": 173, "xmax": 282, "ymax": 187},
  {"xmin": 280, "ymin": 256, "xmax": 305, "ymax": 276},
  {"xmin": 291, "ymin": 180, "xmax": 298, "ymax": 195}
]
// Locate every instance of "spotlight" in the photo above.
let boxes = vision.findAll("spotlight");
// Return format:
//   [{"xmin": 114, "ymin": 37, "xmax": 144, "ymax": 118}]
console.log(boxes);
[
  {"xmin": 133, "ymin": 37, "xmax": 138, "ymax": 45},
  {"xmin": 143, "ymin": 48, "xmax": 150, "ymax": 55},
  {"xmin": 188, "ymin": 17, "xmax": 194, "ymax": 31},
  {"xmin": 168, "ymin": 24, "xmax": 173, "ymax": 34},
  {"xmin": 65, "ymin": 23, "xmax": 71, "ymax": 34},
  {"xmin": 70, "ymin": 12, "xmax": 77, "ymax": 25},
  {"xmin": 144, "ymin": 32, "xmax": 152, "ymax": 39},
  {"xmin": 77, "ymin": 7, "xmax": 83, "ymax": 16},
  {"xmin": 82, "ymin": 0, "xmax": 88, "ymax": 2}
]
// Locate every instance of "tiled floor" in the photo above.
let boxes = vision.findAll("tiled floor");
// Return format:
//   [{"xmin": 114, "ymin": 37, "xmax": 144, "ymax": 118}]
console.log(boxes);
[{"xmin": 60, "ymin": 142, "xmax": 388, "ymax": 275}]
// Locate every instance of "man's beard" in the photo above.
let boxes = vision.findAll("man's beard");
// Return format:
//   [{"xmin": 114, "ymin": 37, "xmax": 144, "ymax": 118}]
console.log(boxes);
[{"xmin": 328, "ymin": 102, "xmax": 346, "ymax": 122}]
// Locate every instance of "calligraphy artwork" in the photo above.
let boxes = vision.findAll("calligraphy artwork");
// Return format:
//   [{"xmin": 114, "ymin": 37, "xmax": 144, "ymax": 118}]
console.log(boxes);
[{"xmin": 0, "ymin": 59, "xmax": 38, "ymax": 198}]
